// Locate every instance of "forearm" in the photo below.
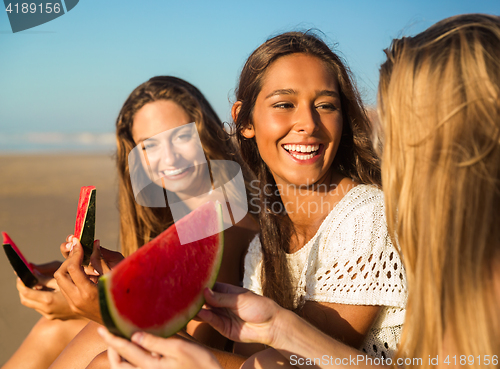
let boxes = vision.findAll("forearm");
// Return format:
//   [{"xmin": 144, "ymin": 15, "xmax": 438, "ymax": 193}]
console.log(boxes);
[{"xmin": 273, "ymin": 309, "xmax": 389, "ymax": 368}]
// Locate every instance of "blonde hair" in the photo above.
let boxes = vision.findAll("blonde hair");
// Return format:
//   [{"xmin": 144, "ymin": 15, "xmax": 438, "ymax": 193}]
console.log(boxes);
[{"xmin": 378, "ymin": 14, "xmax": 500, "ymax": 368}]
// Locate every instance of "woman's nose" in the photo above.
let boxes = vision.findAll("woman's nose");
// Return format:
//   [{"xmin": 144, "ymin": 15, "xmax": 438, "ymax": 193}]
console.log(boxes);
[
  {"xmin": 293, "ymin": 105, "xmax": 319, "ymax": 135},
  {"xmin": 162, "ymin": 142, "xmax": 178, "ymax": 166}
]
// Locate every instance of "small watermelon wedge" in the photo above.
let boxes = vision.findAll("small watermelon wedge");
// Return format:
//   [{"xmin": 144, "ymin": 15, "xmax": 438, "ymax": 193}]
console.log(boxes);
[
  {"xmin": 74, "ymin": 186, "xmax": 96, "ymax": 265},
  {"xmin": 2, "ymin": 232, "xmax": 38, "ymax": 288},
  {"xmin": 98, "ymin": 201, "xmax": 224, "ymax": 339}
]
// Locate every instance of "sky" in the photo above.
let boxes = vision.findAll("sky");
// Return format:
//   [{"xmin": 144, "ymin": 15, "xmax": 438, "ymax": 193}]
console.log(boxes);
[{"xmin": 0, "ymin": 0, "xmax": 498, "ymax": 152}]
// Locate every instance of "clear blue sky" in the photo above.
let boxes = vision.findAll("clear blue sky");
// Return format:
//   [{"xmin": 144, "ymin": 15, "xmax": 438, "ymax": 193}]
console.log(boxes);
[{"xmin": 0, "ymin": 0, "xmax": 498, "ymax": 151}]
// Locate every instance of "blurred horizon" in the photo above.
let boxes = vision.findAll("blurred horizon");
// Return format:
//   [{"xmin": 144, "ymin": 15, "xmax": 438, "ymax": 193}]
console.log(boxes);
[{"xmin": 1, "ymin": 0, "xmax": 498, "ymax": 152}]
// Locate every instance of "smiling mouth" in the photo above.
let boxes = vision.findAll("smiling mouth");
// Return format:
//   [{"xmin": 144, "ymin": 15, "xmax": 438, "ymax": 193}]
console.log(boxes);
[
  {"xmin": 162, "ymin": 167, "xmax": 190, "ymax": 177},
  {"xmin": 282, "ymin": 144, "xmax": 321, "ymax": 160}
]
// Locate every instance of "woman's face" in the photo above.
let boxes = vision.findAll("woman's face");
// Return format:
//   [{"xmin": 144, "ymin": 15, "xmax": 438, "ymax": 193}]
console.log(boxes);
[
  {"xmin": 131, "ymin": 100, "xmax": 210, "ymax": 197},
  {"xmin": 242, "ymin": 53, "xmax": 343, "ymax": 187}
]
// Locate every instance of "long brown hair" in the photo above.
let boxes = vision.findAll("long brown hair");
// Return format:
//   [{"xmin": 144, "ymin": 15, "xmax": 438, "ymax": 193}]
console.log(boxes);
[
  {"xmin": 234, "ymin": 31, "xmax": 381, "ymax": 310},
  {"xmin": 116, "ymin": 76, "xmax": 248, "ymax": 256},
  {"xmin": 378, "ymin": 14, "xmax": 500, "ymax": 368}
]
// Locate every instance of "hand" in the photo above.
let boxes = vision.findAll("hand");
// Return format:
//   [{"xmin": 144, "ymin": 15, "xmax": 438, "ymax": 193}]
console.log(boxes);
[
  {"xmin": 61, "ymin": 235, "xmax": 124, "ymax": 274},
  {"xmin": 197, "ymin": 283, "xmax": 283, "ymax": 347},
  {"xmin": 54, "ymin": 240, "xmax": 102, "ymax": 324},
  {"xmin": 98, "ymin": 328, "xmax": 222, "ymax": 369},
  {"xmin": 16, "ymin": 274, "xmax": 79, "ymax": 320},
  {"xmin": 89, "ymin": 239, "xmax": 124, "ymax": 276}
]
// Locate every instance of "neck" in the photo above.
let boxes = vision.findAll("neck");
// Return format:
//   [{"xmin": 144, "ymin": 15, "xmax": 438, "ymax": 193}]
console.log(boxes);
[{"xmin": 274, "ymin": 170, "xmax": 356, "ymax": 252}]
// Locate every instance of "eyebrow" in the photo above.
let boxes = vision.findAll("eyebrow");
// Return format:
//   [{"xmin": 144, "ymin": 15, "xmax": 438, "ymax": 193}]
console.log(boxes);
[
  {"xmin": 135, "ymin": 125, "xmax": 193, "ymax": 145},
  {"xmin": 265, "ymin": 89, "xmax": 340, "ymax": 99}
]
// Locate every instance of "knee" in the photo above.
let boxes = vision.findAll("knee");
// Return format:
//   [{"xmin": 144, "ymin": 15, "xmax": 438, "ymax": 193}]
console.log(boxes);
[
  {"xmin": 242, "ymin": 348, "xmax": 294, "ymax": 369},
  {"xmin": 30, "ymin": 317, "xmax": 86, "ymax": 343},
  {"xmin": 31, "ymin": 317, "xmax": 68, "ymax": 342}
]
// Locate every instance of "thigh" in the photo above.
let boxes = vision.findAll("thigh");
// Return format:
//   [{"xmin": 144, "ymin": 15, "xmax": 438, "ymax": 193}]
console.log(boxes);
[
  {"xmin": 2, "ymin": 317, "xmax": 88, "ymax": 369},
  {"xmin": 49, "ymin": 321, "xmax": 107, "ymax": 369}
]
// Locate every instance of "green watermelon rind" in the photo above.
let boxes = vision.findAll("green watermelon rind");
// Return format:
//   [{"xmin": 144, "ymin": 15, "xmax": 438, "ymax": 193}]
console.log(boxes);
[
  {"xmin": 75, "ymin": 188, "xmax": 96, "ymax": 265},
  {"xmin": 98, "ymin": 203, "xmax": 224, "ymax": 339}
]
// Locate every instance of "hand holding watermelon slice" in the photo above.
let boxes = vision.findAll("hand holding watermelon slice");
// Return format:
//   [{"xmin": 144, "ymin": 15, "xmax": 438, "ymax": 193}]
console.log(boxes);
[
  {"xmin": 99, "ymin": 201, "xmax": 224, "ymax": 339},
  {"xmin": 54, "ymin": 238, "xmax": 106, "ymax": 324},
  {"xmin": 198, "ymin": 283, "xmax": 283, "ymax": 347},
  {"xmin": 98, "ymin": 327, "xmax": 223, "ymax": 369}
]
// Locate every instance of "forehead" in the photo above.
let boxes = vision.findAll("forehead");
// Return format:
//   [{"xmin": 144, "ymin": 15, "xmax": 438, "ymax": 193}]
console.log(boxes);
[
  {"xmin": 260, "ymin": 53, "xmax": 339, "ymax": 93},
  {"xmin": 132, "ymin": 100, "xmax": 191, "ymax": 142}
]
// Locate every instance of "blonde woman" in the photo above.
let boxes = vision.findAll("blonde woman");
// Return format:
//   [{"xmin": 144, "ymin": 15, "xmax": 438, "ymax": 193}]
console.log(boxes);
[{"xmin": 102, "ymin": 13, "xmax": 500, "ymax": 369}]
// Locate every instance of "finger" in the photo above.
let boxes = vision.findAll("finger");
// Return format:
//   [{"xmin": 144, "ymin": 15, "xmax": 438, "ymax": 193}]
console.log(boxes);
[
  {"xmin": 99, "ymin": 328, "xmax": 155, "ymax": 367},
  {"xmin": 65, "ymin": 243, "xmax": 96, "ymax": 287},
  {"xmin": 132, "ymin": 332, "xmax": 190, "ymax": 358},
  {"xmin": 89, "ymin": 240, "xmax": 104, "ymax": 275},
  {"xmin": 212, "ymin": 282, "xmax": 248, "ymax": 294},
  {"xmin": 60, "ymin": 237, "xmax": 76, "ymax": 259},
  {"xmin": 196, "ymin": 308, "xmax": 231, "ymax": 334},
  {"xmin": 107, "ymin": 347, "xmax": 135, "ymax": 369},
  {"xmin": 204, "ymin": 287, "xmax": 240, "ymax": 309},
  {"xmin": 54, "ymin": 247, "xmax": 86, "ymax": 298}
]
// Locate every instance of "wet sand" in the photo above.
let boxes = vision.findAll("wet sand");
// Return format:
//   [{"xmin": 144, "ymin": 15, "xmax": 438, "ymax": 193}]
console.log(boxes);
[{"xmin": 0, "ymin": 153, "xmax": 120, "ymax": 365}]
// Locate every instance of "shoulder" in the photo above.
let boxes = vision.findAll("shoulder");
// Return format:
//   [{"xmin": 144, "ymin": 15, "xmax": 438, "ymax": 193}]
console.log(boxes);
[{"xmin": 320, "ymin": 184, "xmax": 386, "ymax": 244}]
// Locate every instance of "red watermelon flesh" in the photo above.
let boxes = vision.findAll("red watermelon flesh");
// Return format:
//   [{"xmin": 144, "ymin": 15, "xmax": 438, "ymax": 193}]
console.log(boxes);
[
  {"xmin": 74, "ymin": 186, "xmax": 96, "ymax": 264},
  {"xmin": 2, "ymin": 232, "xmax": 34, "ymax": 273},
  {"xmin": 98, "ymin": 201, "xmax": 224, "ymax": 338}
]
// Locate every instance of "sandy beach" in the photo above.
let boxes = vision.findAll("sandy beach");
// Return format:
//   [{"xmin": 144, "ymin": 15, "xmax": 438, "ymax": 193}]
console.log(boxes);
[{"xmin": 0, "ymin": 153, "xmax": 120, "ymax": 365}]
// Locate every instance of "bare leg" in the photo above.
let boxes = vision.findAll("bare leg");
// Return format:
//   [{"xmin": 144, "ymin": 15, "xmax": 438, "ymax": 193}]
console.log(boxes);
[
  {"xmin": 49, "ymin": 321, "xmax": 107, "ymax": 369},
  {"xmin": 1, "ymin": 317, "xmax": 88, "ymax": 369}
]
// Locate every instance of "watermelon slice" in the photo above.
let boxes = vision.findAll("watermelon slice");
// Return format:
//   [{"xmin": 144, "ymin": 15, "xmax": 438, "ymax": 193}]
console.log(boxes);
[
  {"xmin": 2, "ymin": 232, "xmax": 38, "ymax": 288},
  {"xmin": 98, "ymin": 201, "xmax": 224, "ymax": 338},
  {"xmin": 74, "ymin": 186, "xmax": 96, "ymax": 265}
]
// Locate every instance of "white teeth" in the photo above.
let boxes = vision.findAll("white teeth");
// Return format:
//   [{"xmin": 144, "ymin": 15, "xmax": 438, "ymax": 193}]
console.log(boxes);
[
  {"xmin": 283, "ymin": 144, "xmax": 320, "ymax": 153},
  {"xmin": 163, "ymin": 167, "xmax": 188, "ymax": 176},
  {"xmin": 289, "ymin": 152, "xmax": 315, "ymax": 160}
]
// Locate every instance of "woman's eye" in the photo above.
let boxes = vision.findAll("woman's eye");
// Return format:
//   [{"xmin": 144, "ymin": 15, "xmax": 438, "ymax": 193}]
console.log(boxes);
[
  {"xmin": 316, "ymin": 103, "xmax": 337, "ymax": 111},
  {"xmin": 174, "ymin": 134, "xmax": 192, "ymax": 143},
  {"xmin": 142, "ymin": 141, "xmax": 158, "ymax": 150},
  {"xmin": 273, "ymin": 102, "xmax": 294, "ymax": 109}
]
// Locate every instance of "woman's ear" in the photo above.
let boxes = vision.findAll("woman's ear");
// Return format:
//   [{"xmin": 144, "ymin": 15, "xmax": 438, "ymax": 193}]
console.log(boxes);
[{"xmin": 232, "ymin": 101, "xmax": 255, "ymax": 139}]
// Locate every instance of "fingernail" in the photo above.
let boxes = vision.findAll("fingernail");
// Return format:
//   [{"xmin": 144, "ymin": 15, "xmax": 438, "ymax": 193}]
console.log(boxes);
[
  {"xmin": 65, "ymin": 242, "xmax": 72, "ymax": 250},
  {"xmin": 131, "ymin": 331, "xmax": 144, "ymax": 344},
  {"xmin": 72, "ymin": 238, "xmax": 78, "ymax": 246},
  {"xmin": 207, "ymin": 288, "xmax": 215, "ymax": 297},
  {"xmin": 94, "ymin": 269, "xmax": 99, "ymax": 275}
]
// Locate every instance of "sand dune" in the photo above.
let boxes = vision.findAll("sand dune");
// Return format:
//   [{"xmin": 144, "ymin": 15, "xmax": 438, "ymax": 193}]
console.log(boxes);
[{"xmin": 0, "ymin": 153, "xmax": 120, "ymax": 365}]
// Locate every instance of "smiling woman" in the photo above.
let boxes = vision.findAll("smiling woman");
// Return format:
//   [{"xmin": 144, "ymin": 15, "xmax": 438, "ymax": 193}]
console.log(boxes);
[
  {"xmin": 131, "ymin": 100, "xmax": 212, "ymax": 199},
  {"xmin": 226, "ymin": 31, "xmax": 407, "ymax": 366}
]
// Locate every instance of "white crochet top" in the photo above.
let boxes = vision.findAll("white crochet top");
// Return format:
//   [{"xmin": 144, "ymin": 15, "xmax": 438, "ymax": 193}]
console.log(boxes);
[{"xmin": 243, "ymin": 184, "xmax": 407, "ymax": 359}]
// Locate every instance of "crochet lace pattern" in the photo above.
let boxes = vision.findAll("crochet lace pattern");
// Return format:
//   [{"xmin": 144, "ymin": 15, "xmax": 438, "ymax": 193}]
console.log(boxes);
[{"xmin": 243, "ymin": 184, "xmax": 407, "ymax": 359}]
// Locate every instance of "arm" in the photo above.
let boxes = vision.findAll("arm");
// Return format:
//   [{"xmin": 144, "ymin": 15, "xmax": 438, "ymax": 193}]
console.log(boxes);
[
  {"xmin": 299, "ymin": 301, "xmax": 380, "ymax": 348},
  {"xmin": 200, "ymin": 283, "xmax": 389, "ymax": 369}
]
